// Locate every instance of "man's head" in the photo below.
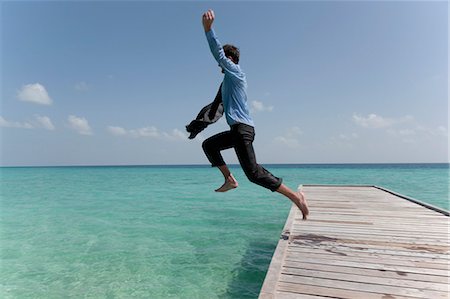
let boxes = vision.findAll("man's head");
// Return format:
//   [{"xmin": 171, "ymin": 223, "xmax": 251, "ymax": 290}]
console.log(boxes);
[{"xmin": 223, "ymin": 44, "xmax": 239, "ymax": 64}]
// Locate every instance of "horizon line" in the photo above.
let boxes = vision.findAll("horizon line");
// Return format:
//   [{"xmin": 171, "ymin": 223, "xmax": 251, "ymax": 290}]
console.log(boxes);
[{"xmin": 1, "ymin": 162, "xmax": 449, "ymax": 168}]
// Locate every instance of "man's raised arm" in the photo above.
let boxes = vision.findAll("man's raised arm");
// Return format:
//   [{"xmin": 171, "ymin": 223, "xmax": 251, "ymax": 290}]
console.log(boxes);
[{"xmin": 202, "ymin": 10, "xmax": 240, "ymax": 76}]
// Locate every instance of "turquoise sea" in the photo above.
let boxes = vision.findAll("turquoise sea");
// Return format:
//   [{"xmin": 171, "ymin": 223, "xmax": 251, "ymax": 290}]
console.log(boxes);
[{"xmin": 1, "ymin": 164, "xmax": 449, "ymax": 298}]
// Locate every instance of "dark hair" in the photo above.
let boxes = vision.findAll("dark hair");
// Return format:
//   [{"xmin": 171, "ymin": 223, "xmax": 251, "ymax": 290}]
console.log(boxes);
[{"xmin": 223, "ymin": 44, "xmax": 240, "ymax": 64}]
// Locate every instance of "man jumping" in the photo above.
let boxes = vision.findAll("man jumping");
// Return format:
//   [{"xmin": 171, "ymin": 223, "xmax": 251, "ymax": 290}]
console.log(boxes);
[{"xmin": 201, "ymin": 9, "xmax": 309, "ymax": 219}]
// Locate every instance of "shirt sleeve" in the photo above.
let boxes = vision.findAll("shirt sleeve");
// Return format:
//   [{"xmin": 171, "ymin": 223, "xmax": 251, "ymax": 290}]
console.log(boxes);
[{"xmin": 205, "ymin": 29, "xmax": 242, "ymax": 79}]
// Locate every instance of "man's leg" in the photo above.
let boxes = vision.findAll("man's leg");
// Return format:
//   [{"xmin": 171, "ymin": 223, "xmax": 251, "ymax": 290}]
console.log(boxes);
[
  {"xmin": 233, "ymin": 124, "xmax": 309, "ymax": 219},
  {"xmin": 216, "ymin": 165, "xmax": 238, "ymax": 192},
  {"xmin": 233, "ymin": 124, "xmax": 282, "ymax": 190},
  {"xmin": 202, "ymin": 131, "xmax": 238, "ymax": 192}
]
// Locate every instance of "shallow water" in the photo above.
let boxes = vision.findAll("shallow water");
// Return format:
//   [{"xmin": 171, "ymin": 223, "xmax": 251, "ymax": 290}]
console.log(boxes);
[{"xmin": 1, "ymin": 164, "xmax": 448, "ymax": 298}]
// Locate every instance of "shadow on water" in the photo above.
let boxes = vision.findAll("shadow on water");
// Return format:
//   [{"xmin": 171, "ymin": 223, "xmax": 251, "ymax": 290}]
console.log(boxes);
[{"xmin": 219, "ymin": 240, "xmax": 278, "ymax": 299}]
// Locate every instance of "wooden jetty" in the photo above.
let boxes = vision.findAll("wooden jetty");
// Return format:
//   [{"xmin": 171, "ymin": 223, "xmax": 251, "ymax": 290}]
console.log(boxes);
[{"xmin": 259, "ymin": 185, "xmax": 449, "ymax": 299}]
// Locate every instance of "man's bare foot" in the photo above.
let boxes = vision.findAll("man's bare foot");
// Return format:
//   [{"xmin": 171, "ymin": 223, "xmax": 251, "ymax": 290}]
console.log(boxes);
[
  {"xmin": 275, "ymin": 184, "xmax": 310, "ymax": 220},
  {"xmin": 296, "ymin": 191, "xmax": 309, "ymax": 220},
  {"xmin": 215, "ymin": 174, "xmax": 238, "ymax": 192}
]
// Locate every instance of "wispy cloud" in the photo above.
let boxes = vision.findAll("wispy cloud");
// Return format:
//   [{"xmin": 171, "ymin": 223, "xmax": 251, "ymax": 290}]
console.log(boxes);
[
  {"xmin": 387, "ymin": 125, "xmax": 448, "ymax": 143},
  {"xmin": 68, "ymin": 115, "xmax": 93, "ymax": 135},
  {"xmin": 330, "ymin": 132, "xmax": 359, "ymax": 148},
  {"xmin": 35, "ymin": 115, "xmax": 55, "ymax": 130},
  {"xmin": 274, "ymin": 126, "xmax": 303, "ymax": 148},
  {"xmin": 251, "ymin": 100, "xmax": 273, "ymax": 112},
  {"xmin": 0, "ymin": 115, "xmax": 55, "ymax": 130},
  {"xmin": 108, "ymin": 126, "xmax": 127, "ymax": 136},
  {"xmin": 352, "ymin": 113, "xmax": 413, "ymax": 129},
  {"xmin": 162, "ymin": 129, "xmax": 189, "ymax": 141},
  {"xmin": 17, "ymin": 83, "xmax": 53, "ymax": 105},
  {"xmin": 129, "ymin": 126, "xmax": 160, "ymax": 138},
  {"xmin": 0, "ymin": 116, "xmax": 33, "ymax": 129},
  {"xmin": 353, "ymin": 113, "xmax": 447, "ymax": 141},
  {"xmin": 387, "ymin": 129, "xmax": 416, "ymax": 137},
  {"xmin": 107, "ymin": 125, "xmax": 188, "ymax": 141}
]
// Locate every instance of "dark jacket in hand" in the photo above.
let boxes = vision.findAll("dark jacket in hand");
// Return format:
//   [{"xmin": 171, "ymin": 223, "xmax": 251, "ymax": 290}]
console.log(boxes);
[{"xmin": 186, "ymin": 84, "xmax": 223, "ymax": 139}]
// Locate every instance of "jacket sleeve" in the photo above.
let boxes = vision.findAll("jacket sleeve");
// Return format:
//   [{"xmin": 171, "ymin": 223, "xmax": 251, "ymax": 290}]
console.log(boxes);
[
  {"xmin": 205, "ymin": 29, "xmax": 242, "ymax": 80},
  {"xmin": 208, "ymin": 83, "xmax": 222, "ymax": 120}
]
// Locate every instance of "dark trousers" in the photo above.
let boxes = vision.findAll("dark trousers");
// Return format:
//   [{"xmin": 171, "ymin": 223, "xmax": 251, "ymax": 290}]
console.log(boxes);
[{"xmin": 202, "ymin": 123, "xmax": 282, "ymax": 192}]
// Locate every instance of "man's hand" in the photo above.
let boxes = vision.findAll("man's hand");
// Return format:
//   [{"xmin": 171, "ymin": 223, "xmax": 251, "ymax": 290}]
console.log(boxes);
[{"xmin": 202, "ymin": 9, "xmax": 215, "ymax": 32}]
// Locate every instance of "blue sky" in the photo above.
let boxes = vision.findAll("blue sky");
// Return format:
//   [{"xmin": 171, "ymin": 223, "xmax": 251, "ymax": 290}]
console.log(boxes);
[{"xmin": 1, "ymin": 1, "xmax": 448, "ymax": 166}]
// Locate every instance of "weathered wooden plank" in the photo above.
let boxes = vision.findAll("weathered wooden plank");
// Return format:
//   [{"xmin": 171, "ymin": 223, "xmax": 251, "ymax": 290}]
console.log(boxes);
[
  {"xmin": 285, "ymin": 251, "xmax": 449, "ymax": 270},
  {"xmin": 289, "ymin": 236, "xmax": 449, "ymax": 250},
  {"xmin": 297, "ymin": 212, "xmax": 446, "ymax": 219},
  {"xmin": 297, "ymin": 216, "xmax": 449, "ymax": 225},
  {"xmin": 277, "ymin": 281, "xmax": 418, "ymax": 299},
  {"xmin": 279, "ymin": 274, "xmax": 449, "ymax": 298},
  {"xmin": 289, "ymin": 236, "xmax": 449, "ymax": 254},
  {"xmin": 290, "ymin": 223, "xmax": 449, "ymax": 240},
  {"xmin": 287, "ymin": 247, "xmax": 450, "ymax": 264},
  {"xmin": 280, "ymin": 267, "xmax": 449, "ymax": 291},
  {"xmin": 282, "ymin": 261, "xmax": 449, "ymax": 283},
  {"xmin": 289, "ymin": 230, "xmax": 448, "ymax": 244},
  {"xmin": 273, "ymin": 292, "xmax": 334, "ymax": 299},
  {"xmin": 283, "ymin": 259, "xmax": 450, "ymax": 277}
]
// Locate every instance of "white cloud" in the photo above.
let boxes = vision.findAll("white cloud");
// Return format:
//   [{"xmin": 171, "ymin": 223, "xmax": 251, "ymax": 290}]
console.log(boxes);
[
  {"xmin": 75, "ymin": 81, "xmax": 89, "ymax": 91},
  {"xmin": 383, "ymin": 124, "xmax": 447, "ymax": 144},
  {"xmin": 251, "ymin": 100, "xmax": 274, "ymax": 112},
  {"xmin": 34, "ymin": 115, "xmax": 55, "ymax": 130},
  {"xmin": 352, "ymin": 113, "xmax": 413, "ymax": 129},
  {"xmin": 353, "ymin": 113, "xmax": 447, "ymax": 144},
  {"xmin": 108, "ymin": 126, "xmax": 159, "ymax": 138},
  {"xmin": 163, "ymin": 129, "xmax": 189, "ymax": 141},
  {"xmin": 274, "ymin": 126, "xmax": 303, "ymax": 148},
  {"xmin": 108, "ymin": 126, "xmax": 127, "ymax": 136},
  {"xmin": 129, "ymin": 126, "xmax": 159, "ymax": 138},
  {"xmin": 107, "ymin": 125, "xmax": 190, "ymax": 141},
  {"xmin": 68, "ymin": 115, "xmax": 93, "ymax": 135},
  {"xmin": 0, "ymin": 115, "xmax": 56, "ymax": 131},
  {"xmin": 0, "ymin": 116, "xmax": 33, "ymax": 129},
  {"xmin": 415, "ymin": 125, "xmax": 448, "ymax": 138},
  {"xmin": 17, "ymin": 83, "xmax": 52, "ymax": 105},
  {"xmin": 387, "ymin": 129, "xmax": 417, "ymax": 144}
]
